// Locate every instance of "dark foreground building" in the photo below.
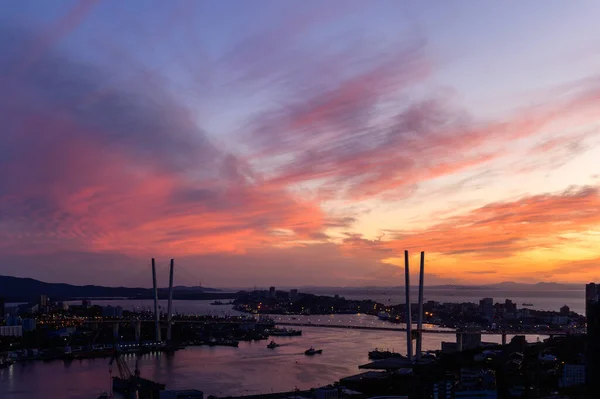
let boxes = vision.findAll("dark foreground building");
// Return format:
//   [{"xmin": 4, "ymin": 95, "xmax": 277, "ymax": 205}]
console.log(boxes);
[{"xmin": 586, "ymin": 283, "xmax": 600, "ymax": 388}]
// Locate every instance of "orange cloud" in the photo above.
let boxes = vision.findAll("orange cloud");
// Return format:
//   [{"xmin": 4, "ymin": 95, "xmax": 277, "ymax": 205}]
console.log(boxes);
[{"xmin": 384, "ymin": 185, "xmax": 600, "ymax": 256}]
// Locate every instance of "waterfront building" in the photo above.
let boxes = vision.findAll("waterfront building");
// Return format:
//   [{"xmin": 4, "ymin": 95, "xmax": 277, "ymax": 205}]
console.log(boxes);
[
  {"xmin": 442, "ymin": 331, "xmax": 482, "ymax": 353},
  {"xmin": 432, "ymin": 379, "xmax": 453, "ymax": 399},
  {"xmin": 22, "ymin": 318, "xmax": 36, "ymax": 332},
  {"xmin": 0, "ymin": 325, "xmax": 23, "ymax": 337},
  {"xmin": 455, "ymin": 368, "xmax": 497, "ymax": 399},
  {"xmin": 160, "ymin": 389, "xmax": 203, "ymax": 399},
  {"xmin": 559, "ymin": 364, "xmax": 586, "ymax": 387},
  {"xmin": 102, "ymin": 305, "xmax": 123, "ymax": 317},
  {"xmin": 551, "ymin": 315, "xmax": 569, "ymax": 325},
  {"xmin": 6, "ymin": 315, "xmax": 21, "ymax": 326}
]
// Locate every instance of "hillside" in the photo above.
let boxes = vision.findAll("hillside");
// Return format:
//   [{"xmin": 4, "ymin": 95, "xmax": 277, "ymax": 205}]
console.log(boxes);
[{"xmin": 0, "ymin": 275, "xmax": 228, "ymax": 302}]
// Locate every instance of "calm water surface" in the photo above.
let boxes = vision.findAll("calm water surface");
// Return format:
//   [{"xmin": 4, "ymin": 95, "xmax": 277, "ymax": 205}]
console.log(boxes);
[{"xmin": 0, "ymin": 327, "xmax": 546, "ymax": 399}]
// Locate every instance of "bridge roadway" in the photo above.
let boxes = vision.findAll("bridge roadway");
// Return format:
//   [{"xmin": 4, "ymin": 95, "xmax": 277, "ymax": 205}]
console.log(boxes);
[
  {"xmin": 73, "ymin": 318, "xmax": 568, "ymax": 336},
  {"xmin": 272, "ymin": 321, "xmax": 566, "ymax": 335}
]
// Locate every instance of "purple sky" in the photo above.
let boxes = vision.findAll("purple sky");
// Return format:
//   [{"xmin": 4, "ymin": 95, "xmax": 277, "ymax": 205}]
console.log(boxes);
[{"xmin": 1, "ymin": 1, "xmax": 600, "ymax": 287}]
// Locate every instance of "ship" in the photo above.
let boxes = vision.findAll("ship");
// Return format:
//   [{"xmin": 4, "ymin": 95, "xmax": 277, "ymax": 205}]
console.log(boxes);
[
  {"xmin": 522, "ymin": 303, "xmax": 534, "ymax": 307},
  {"xmin": 368, "ymin": 349, "xmax": 406, "ymax": 360},
  {"xmin": 206, "ymin": 338, "xmax": 239, "ymax": 347},
  {"xmin": 210, "ymin": 301, "xmax": 233, "ymax": 305},
  {"xmin": 304, "ymin": 347, "xmax": 323, "ymax": 356},
  {"xmin": 268, "ymin": 328, "xmax": 302, "ymax": 337}
]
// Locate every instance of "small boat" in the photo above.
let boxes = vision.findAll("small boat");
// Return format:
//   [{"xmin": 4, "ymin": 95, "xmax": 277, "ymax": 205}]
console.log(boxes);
[
  {"xmin": 267, "ymin": 341, "xmax": 280, "ymax": 349},
  {"xmin": 304, "ymin": 347, "xmax": 323, "ymax": 356}
]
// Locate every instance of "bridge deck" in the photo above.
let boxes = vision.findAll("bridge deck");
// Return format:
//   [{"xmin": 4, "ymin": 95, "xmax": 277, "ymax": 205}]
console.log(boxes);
[
  {"xmin": 273, "ymin": 321, "xmax": 566, "ymax": 335},
  {"xmin": 77, "ymin": 318, "xmax": 569, "ymax": 335}
]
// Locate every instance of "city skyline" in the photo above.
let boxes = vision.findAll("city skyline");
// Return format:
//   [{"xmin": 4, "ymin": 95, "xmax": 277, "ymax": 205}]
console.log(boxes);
[{"xmin": 1, "ymin": 1, "xmax": 600, "ymax": 287}]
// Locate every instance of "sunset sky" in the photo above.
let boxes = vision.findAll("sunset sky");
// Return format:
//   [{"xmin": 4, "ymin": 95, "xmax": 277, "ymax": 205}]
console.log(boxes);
[{"xmin": 1, "ymin": 1, "xmax": 599, "ymax": 287}]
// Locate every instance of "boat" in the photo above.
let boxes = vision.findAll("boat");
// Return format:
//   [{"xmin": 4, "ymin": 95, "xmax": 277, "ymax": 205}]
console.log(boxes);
[
  {"xmin": 267, "ymin": 341, "xmax": 280, "ymax": 349},
  {"xmin": 0, "ymin": 357, "xmax": 14, "ymax": 369},
  {"xmin": 268, "ymin": 328, "xmax": 302, "ymax": 336},
  {"xmin": 211, "ymin": 300, "xmax": 233, "ymax": 305},
  {"xmin": 72, "ymin": 348, "xmax": 115, "ymax": 359},
  {"xmin": 368, "ymin": 349, "xmax": 405, "ymax": 360},
  {"xmin": 304, "ymin": 347, "xmax": 323, "ymax": 356},
  {"xmin": 522, "ymin": 303, "xmax": 533, "ymax": 307},
  {"xmin": 207, "ymin": 338, "xmax": 239, "ymax": 347}
]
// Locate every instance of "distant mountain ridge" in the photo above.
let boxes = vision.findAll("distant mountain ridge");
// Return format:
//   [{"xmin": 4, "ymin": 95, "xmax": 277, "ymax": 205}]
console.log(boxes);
[
  {"xmin": 274, "ymin": 282, "xmax": 584, "ymax": 292},
  {"xmin": 0, "ymin": 275, "xmax": 223, "ymax": 302}
]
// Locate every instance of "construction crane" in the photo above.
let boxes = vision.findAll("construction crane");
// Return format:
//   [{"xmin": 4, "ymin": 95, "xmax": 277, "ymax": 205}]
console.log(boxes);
[{"xmin": 108, "ymin": 351, "xmax": 165, "ymax": 398}]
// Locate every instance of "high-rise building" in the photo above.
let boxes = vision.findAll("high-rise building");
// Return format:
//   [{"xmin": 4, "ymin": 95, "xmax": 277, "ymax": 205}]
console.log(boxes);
[
  {"xmin": 586, "ymin": 283, "xmax": 598, "ymax": 301},
  {"xmin": 586, "ymin": 282, "xmax": 600, "ymax": 388},
  {"xmin": 586, "ymin": 282, "xmax": 598, "ymax": 317},
  {"xmin": 479, "ymin": 298, "xmax": 494, "ymax": 318},
  {"xmin": 269, "ymin": 286, "xmax": 276, "ymax": 299},
  {"xmin": 504, "ymin": 299, "xmax": 517, "ymax": 314},
  {"xmin": 455, "ymin": 368, "xmax": 498, "ymax": 399},
  {"xmin": 560, "ymin": 364, "xmax": 586, "ymax": 387},
  {"xmin": 560, "ymin": 305, "xmax": 570, "ymax": 316},
  {"xmin": 289, "ymin": 289, "xmax": 298, "ymax": 302},
  {"xmin": 22, "ymin": 318, "xmax": 37, "ymax": 332},
  {"xmin": 39, "ymin": 294, "xmax": 47, "ymax": 307},
  {"xmin": 0, "ymin": 296, "xmax": 5, "ymax": 320}
]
